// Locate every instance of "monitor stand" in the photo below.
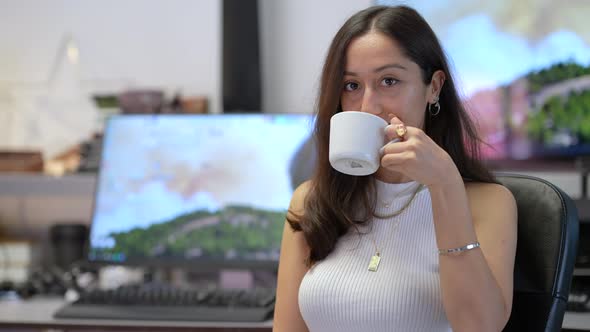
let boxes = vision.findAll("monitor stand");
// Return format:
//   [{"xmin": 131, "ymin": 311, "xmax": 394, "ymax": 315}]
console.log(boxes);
[
  {"xmin": 141, "ymin": 267, "xmax": 274, "ymax": 290},
  {"xmin": 143, "ymin": 267, "xmax": 219, "ymax": 288},
  {"xmin": 219, "ymin": 269, "xmax": 254, "ymax": 289}
]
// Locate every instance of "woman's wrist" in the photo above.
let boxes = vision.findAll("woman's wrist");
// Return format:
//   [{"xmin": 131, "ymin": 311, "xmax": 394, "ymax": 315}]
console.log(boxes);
[{"xmin": 427, "ymin": 165, "xmax": 463, "ymax": 192}]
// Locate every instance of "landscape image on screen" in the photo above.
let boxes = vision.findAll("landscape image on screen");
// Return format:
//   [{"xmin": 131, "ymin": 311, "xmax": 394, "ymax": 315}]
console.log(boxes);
[
  {"xmin": 88, "ymin": 114, "xmax": 315, "ymax": 264},
  {"xmin": 378, "ymin": 0, "xmax": 590, "ymax": 160}
]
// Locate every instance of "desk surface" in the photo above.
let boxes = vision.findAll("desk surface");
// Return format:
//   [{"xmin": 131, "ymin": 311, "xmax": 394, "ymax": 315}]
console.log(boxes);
[
  {"xmin": 0, "ymin": 297, "xmax": 272, "ymax": 331},
  {"xmin": 564, "ymin": 312, "xmax": 590, "ymax": 331},
  {"xmin": 1, "ymin": 297, "xmax": 589, "ymax": 331}
]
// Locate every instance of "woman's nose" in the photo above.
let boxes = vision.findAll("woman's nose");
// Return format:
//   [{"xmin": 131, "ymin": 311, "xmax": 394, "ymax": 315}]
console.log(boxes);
[{"xmin": 359, "ymin": 88, "xmax": 382, "ymax": 115}]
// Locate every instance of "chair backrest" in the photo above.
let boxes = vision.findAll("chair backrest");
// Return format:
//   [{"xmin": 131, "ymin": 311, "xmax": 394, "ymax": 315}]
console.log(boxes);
[{"xmin": 497, "ymin": 173, "xmax": 579, "ymax": 332}]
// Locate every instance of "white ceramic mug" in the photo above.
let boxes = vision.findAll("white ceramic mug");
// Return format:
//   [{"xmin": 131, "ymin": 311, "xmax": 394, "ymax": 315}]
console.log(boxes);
[{"xmin": 329, "ymin": 111, "xmax": 389, "ymax": 176}]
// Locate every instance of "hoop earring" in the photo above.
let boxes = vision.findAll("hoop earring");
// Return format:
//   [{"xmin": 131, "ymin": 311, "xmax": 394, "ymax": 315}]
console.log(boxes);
[{"xmin": 429, "ymin": 97, "xmax": 440, "ymax": 116}]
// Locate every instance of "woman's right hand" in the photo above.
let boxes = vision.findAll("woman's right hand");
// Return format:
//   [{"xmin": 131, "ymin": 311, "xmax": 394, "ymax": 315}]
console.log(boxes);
[{"xmin": 380, "ymin": 117, "xmax": 462, "ymax": 189}]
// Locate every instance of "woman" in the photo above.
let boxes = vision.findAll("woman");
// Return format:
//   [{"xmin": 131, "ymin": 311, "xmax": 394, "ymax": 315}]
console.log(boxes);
[{"xmin": 273, "ymin": 5, "xmax": 517, "ymax": 332}]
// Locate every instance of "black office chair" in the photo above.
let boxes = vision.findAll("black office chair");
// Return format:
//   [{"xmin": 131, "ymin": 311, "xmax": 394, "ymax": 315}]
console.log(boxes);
[{"xmin": 497, "ymin": 173, "xmax": 579, "ymax": 332}]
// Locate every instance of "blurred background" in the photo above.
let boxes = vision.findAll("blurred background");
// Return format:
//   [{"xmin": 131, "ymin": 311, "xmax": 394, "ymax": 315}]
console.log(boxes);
[
  {"xmin": 2, "ymin": 0, "xmax": 590, "ymax": 165},
  {"xmin": 0, "ymin": 0, "xmax": 589, "ymax": 310}
]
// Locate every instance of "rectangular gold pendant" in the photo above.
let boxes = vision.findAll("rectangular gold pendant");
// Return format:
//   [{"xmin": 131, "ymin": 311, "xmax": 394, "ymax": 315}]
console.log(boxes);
[{"xmin": 368, "ymin": 254, "xmax": 381, "ymax": 272}]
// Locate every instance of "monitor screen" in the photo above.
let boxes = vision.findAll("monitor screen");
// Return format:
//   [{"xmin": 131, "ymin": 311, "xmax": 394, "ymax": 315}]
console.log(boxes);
[
  {"xmin": 377, "ymin": 0, "xmax": 590, "ymax": 161},
  {"xmin": 88, "ymin": 114, "xmax": 316, "ymax": 269}
]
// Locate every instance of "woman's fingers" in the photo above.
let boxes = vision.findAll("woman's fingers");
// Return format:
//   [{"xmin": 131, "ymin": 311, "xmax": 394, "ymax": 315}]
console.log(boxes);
[
  {"xmin": 381, "ymin": 150, "xmax": 416, "ymax": 168},
  {"xmin": 385, "ymin": 116, "xmax": 408, "ymax": 141},
  {"xmin": 379, "ymin": 137, "xmax": 401, "ymax": 155},
  {"xmin": 380, "ymin": 138, "xmax": 409, "ymax": 154}
]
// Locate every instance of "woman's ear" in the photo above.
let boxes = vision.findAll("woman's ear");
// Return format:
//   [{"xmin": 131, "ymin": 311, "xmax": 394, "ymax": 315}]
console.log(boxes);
[{"xmin": 429, "ymin": 70, "xmax": 446, "ymax": 102}]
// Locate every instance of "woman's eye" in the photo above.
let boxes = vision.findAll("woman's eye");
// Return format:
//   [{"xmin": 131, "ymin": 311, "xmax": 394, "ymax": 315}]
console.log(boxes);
[
  {"xmin": 382, "ymin": 78, "xmax": 398, "ymax": 86},
  {"xmin": 344, "ymin": 82, "xmax": 359, "ymax": 91}
]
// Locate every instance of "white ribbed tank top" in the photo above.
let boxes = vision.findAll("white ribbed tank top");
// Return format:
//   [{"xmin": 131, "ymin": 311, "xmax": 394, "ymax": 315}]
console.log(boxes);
[{"xmin": 298, "ymin": 180, "xmax": 451, "ymax": 332}]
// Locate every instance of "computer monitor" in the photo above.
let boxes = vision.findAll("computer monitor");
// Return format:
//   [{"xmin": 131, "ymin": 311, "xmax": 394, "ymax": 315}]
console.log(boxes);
[
  {"xmin": 88, "ymin": 114, "xmax": 316, "ymax": 270},
  {"xmin": 377, "ymin": 0, "xmax": 590, "ymax": 163}
]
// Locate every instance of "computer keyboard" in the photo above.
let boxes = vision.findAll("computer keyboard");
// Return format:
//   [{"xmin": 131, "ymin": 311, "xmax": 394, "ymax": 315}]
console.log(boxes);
[{"xmin": 54, "ymin": 283, "xmax": 276, "ymax": 322}]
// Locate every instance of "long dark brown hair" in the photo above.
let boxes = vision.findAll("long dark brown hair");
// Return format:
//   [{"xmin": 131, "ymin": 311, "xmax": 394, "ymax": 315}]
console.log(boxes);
[{"xmin": 287, "ymin": 5, "xmax": 496, "ymax": 265}]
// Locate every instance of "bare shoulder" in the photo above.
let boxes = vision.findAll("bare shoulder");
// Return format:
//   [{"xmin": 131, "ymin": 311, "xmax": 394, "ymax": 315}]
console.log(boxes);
[
  {"xmin": 274, "ymin": 181, "xmax": 313, "ymax": 331},
  {"xmin": 289, "ymin": 180, "xmax": 313, "ymax": 214},
  {"xmin": 465, "ymin": 182, "xmax": 517, "ymax": 226},
  {"xmin": 465, "ymin": 181, "xmax": 515, "ymax": 203}
]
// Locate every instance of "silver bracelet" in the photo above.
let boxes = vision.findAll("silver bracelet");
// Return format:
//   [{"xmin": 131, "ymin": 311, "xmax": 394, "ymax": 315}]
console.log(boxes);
[{"xmin": 438, "ymin": 241, "xmax": 480, "ymax": 256}]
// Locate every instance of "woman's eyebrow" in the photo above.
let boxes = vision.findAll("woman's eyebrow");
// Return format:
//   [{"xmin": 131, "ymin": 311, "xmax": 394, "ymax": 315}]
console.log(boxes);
[{"xmin": 344, "ymin": 63, "xmax": 407, "ymax": 76}]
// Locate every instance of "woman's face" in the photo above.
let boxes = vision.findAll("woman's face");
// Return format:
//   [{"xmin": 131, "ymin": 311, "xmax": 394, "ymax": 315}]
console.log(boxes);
[{"xmin": 340, "ymin": 32, "xmax": 434, "ymax": 128}]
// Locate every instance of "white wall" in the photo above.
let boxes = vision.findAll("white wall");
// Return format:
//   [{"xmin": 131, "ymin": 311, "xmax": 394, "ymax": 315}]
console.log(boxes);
[
  {"xmin": 259, "ymin": 0, "xmax": 372, "ymax": 114},
  {"xmin": 0, "ymin": 0, "xmax": 221, "ymax": 158},
  {"xmin": 0, "ymin": 0, "xmax": 368, "ymax": 155},
  {"xmin": 0, "ymin": 0, "xmax": 221, "ymax": 103}
]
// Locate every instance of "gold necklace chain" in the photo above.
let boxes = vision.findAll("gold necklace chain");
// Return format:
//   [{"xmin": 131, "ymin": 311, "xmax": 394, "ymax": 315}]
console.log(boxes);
[
  {"xmin": 378, "ymin": 185, "xmax": 409, "ymax": 208},
  {"xmin": 373, "ymin": 183, "xmax": 423, "ymax": 219},
  {"xmin": 368, "ymin": 183, "xmax": 423, "ymax": 272}
]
